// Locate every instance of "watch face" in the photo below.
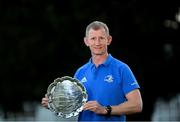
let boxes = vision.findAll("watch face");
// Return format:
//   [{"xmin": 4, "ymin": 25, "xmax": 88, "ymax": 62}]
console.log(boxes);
[{"xmin": 47, "ymin": 76, "xmax": 87, "ymax": 118}]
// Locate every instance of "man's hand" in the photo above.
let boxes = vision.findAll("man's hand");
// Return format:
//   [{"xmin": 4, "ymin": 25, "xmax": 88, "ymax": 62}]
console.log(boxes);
[
  {"xmin": 83, "ymin": 101, "xmax": 107, "ymax": 115},
  {"xmin": 41, "ymin": 94, "xmax": 49, "ymax": 109}
]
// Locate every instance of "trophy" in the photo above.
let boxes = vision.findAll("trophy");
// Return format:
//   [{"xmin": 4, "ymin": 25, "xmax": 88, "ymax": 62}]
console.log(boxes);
[{"xmin": 46, "ymin": 76, "xmax": 87, "ymax": 118}]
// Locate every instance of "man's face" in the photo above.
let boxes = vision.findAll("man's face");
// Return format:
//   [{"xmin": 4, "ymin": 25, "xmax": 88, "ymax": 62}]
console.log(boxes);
[{"xmin": 84, "ymin": 28, "xmax": 112, "ymax": 56}]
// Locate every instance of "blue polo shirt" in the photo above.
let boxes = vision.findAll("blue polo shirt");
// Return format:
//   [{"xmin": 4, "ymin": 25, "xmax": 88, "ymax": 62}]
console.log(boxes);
[{"xmin": 74, "ymin": 54, "xmax": 140, "ymax": 121}]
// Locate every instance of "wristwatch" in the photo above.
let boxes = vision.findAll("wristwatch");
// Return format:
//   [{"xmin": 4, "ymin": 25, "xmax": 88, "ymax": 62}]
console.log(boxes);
[{"xmin": 105, "ymin": 105, "xmax": 112, "ymax": 116}]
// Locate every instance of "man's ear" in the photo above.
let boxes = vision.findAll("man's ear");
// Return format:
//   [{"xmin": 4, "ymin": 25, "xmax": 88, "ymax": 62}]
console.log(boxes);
[
  {"xmin": 84, "ymin": 37, "xmax": 89, "ymax": 46},
  {"xmin": 107, "ymin": 36, "xmax": 112, "ymax": 45}
]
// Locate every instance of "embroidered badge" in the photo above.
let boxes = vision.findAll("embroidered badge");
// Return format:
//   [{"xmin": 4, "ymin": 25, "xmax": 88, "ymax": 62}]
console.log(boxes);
[{"xmin": 104, "ymin": 75, "xmax": 113, "ymax": 83}]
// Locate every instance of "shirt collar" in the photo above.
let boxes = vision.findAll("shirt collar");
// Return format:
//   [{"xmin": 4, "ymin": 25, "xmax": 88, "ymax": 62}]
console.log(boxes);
[
  {"xmin": 88, "ymin": 54, "xmax": 113, "ymax": 68},
  {"xmin": 103, "ymin": 54, "xmax": 113, "ymax": 67}
]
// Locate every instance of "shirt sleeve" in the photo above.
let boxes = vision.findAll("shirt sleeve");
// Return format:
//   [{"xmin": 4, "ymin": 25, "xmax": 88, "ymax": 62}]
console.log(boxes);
[
  {"xmin": 73, "ymin": 68, "xmax": 82, "ymax": 80},
  {"xmin": 121, "ymin": 64, "xmax": 140, "ymax": 95}
]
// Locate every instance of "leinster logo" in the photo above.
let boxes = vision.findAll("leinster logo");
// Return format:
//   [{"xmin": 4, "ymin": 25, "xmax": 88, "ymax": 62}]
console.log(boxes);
[
  {"xmin": 104, "ymin": 75, "xmax": 113, "ymax": 83},
  {"xmin": 46, "ymin": 76, "xmax": 87, "ymax": 118}
]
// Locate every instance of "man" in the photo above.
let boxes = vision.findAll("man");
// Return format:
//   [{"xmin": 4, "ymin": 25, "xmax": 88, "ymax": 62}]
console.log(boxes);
[{"xmin": 42, "ymin": 21, "xmax": 143, "ymax": 121}]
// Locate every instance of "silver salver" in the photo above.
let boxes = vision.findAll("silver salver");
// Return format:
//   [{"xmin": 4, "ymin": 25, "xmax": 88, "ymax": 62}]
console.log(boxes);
[{"xmin": 46, "ymin": 76, "xmax": 87, "ymax": 118}]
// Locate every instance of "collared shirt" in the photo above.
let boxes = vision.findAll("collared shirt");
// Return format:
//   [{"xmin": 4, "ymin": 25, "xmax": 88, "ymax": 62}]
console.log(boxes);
[{"xmin": 74, "ymin": 54, "xmax": 140, "ymax": 121}]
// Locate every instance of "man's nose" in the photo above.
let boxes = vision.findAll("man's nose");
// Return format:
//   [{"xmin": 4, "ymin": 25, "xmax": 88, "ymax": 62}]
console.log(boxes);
[{"xmin": 94, "ymin": 38, "xmax": 101, "ymax": 45}]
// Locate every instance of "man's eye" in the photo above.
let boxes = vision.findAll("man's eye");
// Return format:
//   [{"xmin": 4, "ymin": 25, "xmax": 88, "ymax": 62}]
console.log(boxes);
[
  {"xmin": 91, "ymin": 37, "xmax": 96, "ymax": 40},
  {"xmin": 100, "ymin": 37, "xmax": 105, "ymax": 40}
]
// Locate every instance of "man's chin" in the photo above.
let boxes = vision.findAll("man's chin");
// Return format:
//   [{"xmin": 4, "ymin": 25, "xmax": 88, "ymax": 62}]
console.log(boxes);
[{"xmin": 92, "ymin": 52, "xmax": 106, "ymax": 56}]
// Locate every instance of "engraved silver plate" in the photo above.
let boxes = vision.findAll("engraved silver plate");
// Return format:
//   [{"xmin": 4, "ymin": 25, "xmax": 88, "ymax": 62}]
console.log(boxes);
[{"xmin": 46, "ymin": 76, "xmax": 87, "ymax": 118}]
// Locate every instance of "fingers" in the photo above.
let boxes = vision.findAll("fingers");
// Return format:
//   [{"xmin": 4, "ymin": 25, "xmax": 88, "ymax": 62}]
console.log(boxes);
[
  {"xmin": 83, "ymin": 104, "xmax": 97, "ymax": 111},
  {"xmin": 41, "ymin": 96, "xmax": 49, "ymax": 108},
  {"xmin": 83, "ymin": 101, "xmax": 97, "ymax": 110},
  {"xmin": 83, "ymin": 101, "xmax": 107, "ymax": 114}
]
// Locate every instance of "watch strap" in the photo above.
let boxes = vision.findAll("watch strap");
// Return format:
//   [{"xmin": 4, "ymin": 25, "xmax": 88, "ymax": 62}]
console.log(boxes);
[{"xmin": 105, "ymin": 105, "xmax": 112, "ymax": 116}]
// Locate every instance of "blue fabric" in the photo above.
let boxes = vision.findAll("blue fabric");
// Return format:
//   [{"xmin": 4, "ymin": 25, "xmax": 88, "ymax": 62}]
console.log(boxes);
[{"xmin": 74, "ymin": 54, "xmax": 140, "ymax": 121}]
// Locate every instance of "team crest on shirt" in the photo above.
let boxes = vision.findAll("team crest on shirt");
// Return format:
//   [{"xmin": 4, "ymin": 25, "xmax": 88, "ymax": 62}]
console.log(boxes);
[{"xmin": 104, "ymin": 75, "xmax": 113, "ymax": 83}]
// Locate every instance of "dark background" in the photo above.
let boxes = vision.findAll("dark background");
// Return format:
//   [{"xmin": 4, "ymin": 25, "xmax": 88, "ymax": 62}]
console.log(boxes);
[{"xmin": 0, "ymin": 0, "xmax": 180, "ymax": 121}]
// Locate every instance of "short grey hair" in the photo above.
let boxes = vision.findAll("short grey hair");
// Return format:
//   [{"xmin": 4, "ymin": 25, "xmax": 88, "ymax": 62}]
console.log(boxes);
[{"xmin": 85, "ymin": 21, "xmax": 110, "ymax": 37}]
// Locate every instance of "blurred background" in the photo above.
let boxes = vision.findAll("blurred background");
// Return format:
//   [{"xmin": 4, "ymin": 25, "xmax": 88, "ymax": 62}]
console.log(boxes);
[{"xmin": 0, "ymin": 0, "xmax": 180, "ymax": 121}]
